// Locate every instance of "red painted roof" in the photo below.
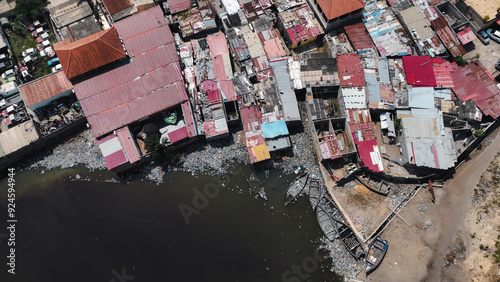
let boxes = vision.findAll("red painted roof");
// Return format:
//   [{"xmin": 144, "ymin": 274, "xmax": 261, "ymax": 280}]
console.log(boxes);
[
  {"xmin": 402, "ymin": 56, "xmax": 437, "ymax": 87},
  {"xmin": 431, "ymin": 57, "xmax": 455, "ymax": 88},
  {"xmin": 357, "ymin": 139, "xmax": 383, "ymax": 172},
  {"xmin": 220, "ymin": 80, "xmax": 236, "ymax": 101},
  {"xmin": 54, "ymin": 27, "xmax": 126, "ymax": 79},
  {"xmin": 344, "ymin": 22, "xmax": 376, "ymax": 50},
  {"xmin": 103, "ymin": 0, "xmax": 134, "ymax": 15},
  {"xmin": 114, "ymin": 6, "xmax": 174, "ymax": 57},
  {"xmin": 262, "ymin": 37, "xmax": 286, "ymax": 59},
  {"xmin": 212, "ymin": 54, "xmax": 227, "ymax": 81},
  {"xmin": 456, "ymin": 27, "xmax": 477, "ymax": 45},
  {"xmin": 116, "ymin": 127, "xmax": 141, "ymax": 164},
  {"xmin": 317, "ymin": 0, "xmax": 364, "ymax": 20},
  {"xmin": 74, "ymin": 7, "xmax": 187, "ymax": 138},
  {"xmin": 166, "ymin": 0, "xmax": 191, "ymax": 14},
  {"xmin": 19, "ymin": 71, "xmax": 73, "ymax": 107},
  {"xmin": 207, "ymin": 32, "xmax": 229, "ymax": 56},
  {"xmin": 337, "ymin": 53, "xmax": 365, "ymax": 87},
  {"xmin": 168, "ymin": 126, "xmax": 189, "ymax": 143},
  {"xmin": 450, "ymin": 61, "xmax": 500, "ymax": 118},
  {"xmin": 181, "ymin": 101, "xmax": 197, "ymax": 138}
]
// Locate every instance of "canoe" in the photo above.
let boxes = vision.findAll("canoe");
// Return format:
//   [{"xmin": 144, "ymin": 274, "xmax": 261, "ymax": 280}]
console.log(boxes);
[{"xmin": 366, "ymin": 236, "xmax": 388, "ymax": 274}]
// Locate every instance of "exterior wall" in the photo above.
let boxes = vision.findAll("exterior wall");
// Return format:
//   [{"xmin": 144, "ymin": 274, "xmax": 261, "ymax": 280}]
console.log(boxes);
[
  {"xmin": 290, "ymin": 35, "xmax": 318, "ymax": 49},
  {"xmin": 306, "ymin": 0, "xmax": 363, "ymax": 32}
]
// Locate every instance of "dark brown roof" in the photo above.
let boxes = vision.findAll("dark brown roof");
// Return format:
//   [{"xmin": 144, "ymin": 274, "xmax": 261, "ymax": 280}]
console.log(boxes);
[
  {"xmin": 102, "ymin": 0, "xmax": 134, "ymax": 15},
  {"xmin": 19, "ymin": 72, "xmax": 73, "ymax": 108},
  {"xmin": 54, "ymin": 27, "xmax": 126, "ymax": 79}
]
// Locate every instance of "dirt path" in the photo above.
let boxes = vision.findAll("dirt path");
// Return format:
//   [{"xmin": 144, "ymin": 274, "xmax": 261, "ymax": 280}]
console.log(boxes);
[{"xmin": 370, "ymin": 129, "xmax": 500, "ymax": 282}]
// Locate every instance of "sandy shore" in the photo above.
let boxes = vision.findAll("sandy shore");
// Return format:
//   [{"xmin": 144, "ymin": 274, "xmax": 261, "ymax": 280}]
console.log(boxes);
[{"xmin": 370, "ymin": 128, "xmax": 500, "ymax": 281}]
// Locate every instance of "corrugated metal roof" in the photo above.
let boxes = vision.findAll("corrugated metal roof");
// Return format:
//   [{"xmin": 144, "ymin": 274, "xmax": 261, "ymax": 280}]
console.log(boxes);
[
  {"xmin": 279, "ymin": 4, "xmax": 323, "ymax": 45},
  {"xmin": 261, "ymin": 120, "xmax": 289, "ymax": 138},
  {"xmin": 400, "ymin": 108, "xmax": 456, "ymax": 169},
  {"xmin": 317, "ymin": 0, "xmax": 364, "ymax": 20},
  {"xmin": 363, "ymin": 1, "xmax": 412, "ymax": 57},
  {"xmin": 357, "ymin": 139, "xmax": 384, "ymax": 172},
  {"xmin": 220, "ymin": 80, "xmax": 237, "ymax": 101},
  {"xmin": 270, "ymin": 59, "xmax": 300, "ymax": 122},
  {"xmin": 402, "ymin": 56, "xmax": 437, "ymax": 87},
  {"xmin": 348, "ymin": 109, "xmax": 374, "ymax": 142},
  {"xmin": 430, "ymin": 16, "xmax": 465, "ymax": 58},
  {"xmin": 344, "ymin": 22, "xmax": 376, "ymax": 51},
  {"xmin": 337, "ymin": 53, "xmax": 365, "ymax": 87},
  {"xmin": 116, "ymin": 127, "xmax": 141, "ymax": 164},
  {"xmin": 97, "ymin": 134, "xmax": 128, "ymax": 170},
  {"xmin": 451, "ymin": 61, "xmax": 500, "ymax": 118},
  {"xmin": 456, "ymin": 27, "xmax": 476, "ymax": 45},
  {"xmin": 262, "ymin": 37, "xmax": 286, "ymax": 60},
  {"xmin": 54, "ymin": 27, "xmax": 127, "ymax": 79},
  {"xmin": 181, "ymin": 101, "xmax": 198, "ymax": 137},
  {"xmin": 207, "ymin": 32, "xmax": 230, "ymax": 56},
  {"xmin": 103, "ymin": 0, "xmax": 134, "ymax": 15},
  {"xmin": 365, "ymin": 72, "xmax": 381, "ymax": 102},
  {"xmin": 74, "ymin": 7, "xmax": 187, "ymax": 138},
  {"xmin": 409, "ymin": 87, "xmax": 435, "ymax": 108},
  {"xmin": 166, "ymin": 0, "xmax": 191, "ymax": 14},
  {"xmin": 19, "ymin": 72, "xmax": 73, "ymax": 108},
  {"xmin": 431, "ymin": 57, "xmax": 454, "ymax": 88},
  {"xmin": 113, "ymin": 6, "xmax": 166, "ymax": 40}
]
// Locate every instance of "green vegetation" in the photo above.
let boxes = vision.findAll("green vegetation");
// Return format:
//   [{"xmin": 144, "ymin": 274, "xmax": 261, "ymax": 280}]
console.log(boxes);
[
  {"xmin": 471, "ymin": 232, "xmax": 476, "ymax": 239},
  {"xmin": 484, "ymin": 15, "xmax": 490, "ymax": 22},
  {"xmin": 474, "ymin": 53, "xmax": 480, "ymax": 59},
  {"xmin": 8, "ymin": 24, "xmax": 37, "ymax": 59},
  {"xmin": 144, "ymin": 133, "xmax": 178, "ymax": 164},
  {"xmin": 454, "ymin": 56, "xmax": 468, "ymax": 67},
  {"xmin": 495, "ymin": 239, "xmax": 500, "ymax": 262},
  {"xmin": 395, "ymin": 117, "xmax": 402, "ymax": 133},
  {"xmin": 12, "ymin": 0, "xmax": 49, "ymax": 21},
  {"xmin": 480, "ymin": 244, "xmax": 486, "ymax": 251},
  {"xmin": 474, "ymin": 129, "xmax": 485, "ymax": 137}
]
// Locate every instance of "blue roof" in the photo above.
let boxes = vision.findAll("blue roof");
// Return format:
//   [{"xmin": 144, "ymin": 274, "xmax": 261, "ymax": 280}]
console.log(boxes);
[
  {"xmin": 409, "ymin": 87, "xmax": 434, "ymax": 109},
  {"xmin": 261, "ymin": 120, "xmax": 289, "ymax": 139}
]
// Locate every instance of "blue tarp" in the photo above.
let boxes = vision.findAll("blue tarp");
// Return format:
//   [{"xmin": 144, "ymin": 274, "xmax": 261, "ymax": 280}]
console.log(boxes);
[{"xmin": 261, "ymin": 120, "xmax": 289, "ymax": 139}]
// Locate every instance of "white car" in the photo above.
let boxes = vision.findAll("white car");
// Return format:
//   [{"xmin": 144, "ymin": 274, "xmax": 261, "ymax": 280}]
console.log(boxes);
[
  {"xmin": 23, "ymin": 55, "xmax": 36, "ymax": 64},
  {"xmin": 40, "ymin": 46, "xmax": 55, "ymax": 57},
  {"xmin": 52, "ymin": 64, "xmax": 62, "ymax": 73},
  {"xmin": 40, "ymin": 32, "xmax": 49, "ymax": 41},
  {"xmin": 42, "ymin": 40, "xmax": 51, "ymax": 48},
  {"xmin": 2, "ymin": 69, "xmax": 16, "ymax": 80},
  {"xmin": 22, "ymin": 48, "xmax": 36, "ymax": 57}
]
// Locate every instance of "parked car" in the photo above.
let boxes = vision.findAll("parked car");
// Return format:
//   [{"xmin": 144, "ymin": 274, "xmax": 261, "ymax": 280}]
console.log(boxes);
[
  {"xmin": 48, "ymin": 57, "xmax": 59, "ymax": 66},
  {"xmin": 0, "ymin": 60, "xmax": 13, "ymax": 73},
  {"xmin": 478, "ymin": 30, "xmax": 490, "ymax": 45},
  {"xmin": 23, "ymin": 55, "xmax": 36, "ymax": 65},
  {"xmin": 40, "ymin": 47, "xmax": 55, "ymax": 57},
  {"xmin": 42, "ymin": 40, "xmax": 51, "ymax": 48},
  {"xmin": 486, "ymin": 29, "xmax": 500, "ymax": 43},
  {"xmin": 0, "ymin": 54, "xmax": 9, "ymax": 62},
  {"xmin": 2, "ymin": 69, "xmax": 16, "ymax": 80},
  {"xmin": 22, "ymin": 48, "xmax": 37, "ymax": 57},
  {"xmin": 495, "ymin": 59, "xmax": 500, "ymax": 71},
  {"xmin": 40, "ymin": 32, "xmax": 49, "ymax": 41},
  {"xmin": 52, "ymin": 64, "xmax": 62, "ymax": 73}
]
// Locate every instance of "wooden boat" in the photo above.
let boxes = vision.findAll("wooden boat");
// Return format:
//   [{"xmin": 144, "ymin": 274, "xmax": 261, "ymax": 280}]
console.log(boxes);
[
  {"xmin": 334, "ymin": 219, "xmax": 365, "ymax": 259},
  {"xmin": 366, "ymin": 236, "xmax": 388, "ymax": 274},
  {"xmin": 308, "ymin": 179, "xmax": 323, "ymax": 211},
  {"xmin": 284, "ymin": 173, "xmax": 309, "ymax": 205},
  {"xmin": 316, "ymin": 204, "xmax": 337, "ymax": 241},
  {"xmin": 354, "ymin": 174, "xmax": 390, "ymax": 196}
]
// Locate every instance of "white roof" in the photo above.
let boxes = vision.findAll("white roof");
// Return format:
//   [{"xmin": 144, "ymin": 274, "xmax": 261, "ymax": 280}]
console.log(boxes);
[{"xmin": 342, "ymin": 87, "xmax": 367, "ymax": 109}]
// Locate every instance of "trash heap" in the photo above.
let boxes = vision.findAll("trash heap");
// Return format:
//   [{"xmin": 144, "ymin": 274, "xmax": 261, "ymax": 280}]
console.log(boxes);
[{"xmin": 29, "ymin": 130, "xmax": 106, "ymax": 170}]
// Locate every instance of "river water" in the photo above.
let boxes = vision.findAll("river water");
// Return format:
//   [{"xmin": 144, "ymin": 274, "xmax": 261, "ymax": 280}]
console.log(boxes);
[{"xmin": 0, "ymin": 164, "xmax": 342, "ymax": 281}]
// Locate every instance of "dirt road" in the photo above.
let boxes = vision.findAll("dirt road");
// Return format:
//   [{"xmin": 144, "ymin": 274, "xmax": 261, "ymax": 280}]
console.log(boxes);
[{"xmin": 370, "ymin": 129, "xmax": 500, "ymax": 281}]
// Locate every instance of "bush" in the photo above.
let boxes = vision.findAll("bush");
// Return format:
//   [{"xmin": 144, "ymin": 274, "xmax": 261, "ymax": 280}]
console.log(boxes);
[
  {"xmin": 484, "ymin": 15, "xmax": 490, "ymax": 22},
  {"xmin": 454, "ymin": 56, "xmax": 468, "ymax": 67},
  {"xmin": 144, "ymin": 133, "xmax": 177, "ymax": 164},
  {"xmin": 474, "ymin": 129, "xmax": 485, "ymax": 137}
]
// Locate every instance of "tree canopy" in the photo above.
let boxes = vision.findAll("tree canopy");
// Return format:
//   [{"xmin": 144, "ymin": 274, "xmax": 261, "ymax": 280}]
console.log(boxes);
[{"xmin": 12, "ymin": 0, "xmax": 49, "ymax": 21}]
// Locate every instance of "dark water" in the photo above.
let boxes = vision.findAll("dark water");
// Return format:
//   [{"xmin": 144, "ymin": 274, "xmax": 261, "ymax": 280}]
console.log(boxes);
[{"xmin": 0, "ymin": 164, "xmax": 341, "ymax": 281}]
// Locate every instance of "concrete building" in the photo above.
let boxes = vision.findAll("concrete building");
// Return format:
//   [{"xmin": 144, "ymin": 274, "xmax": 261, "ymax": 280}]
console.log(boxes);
[
  {"xmin": 277, "ymin": 3, "xmax": 324, "ymax": 49},
  {"xmin": 48, "ymin": 0, "xmax": 102, "ymax": 41}
]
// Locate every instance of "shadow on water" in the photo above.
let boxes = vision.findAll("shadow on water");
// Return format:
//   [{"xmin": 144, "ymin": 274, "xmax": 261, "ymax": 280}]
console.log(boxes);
[{"xmin": 0, "ymin": 167, "xmax": 342, "ymax": 282}]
